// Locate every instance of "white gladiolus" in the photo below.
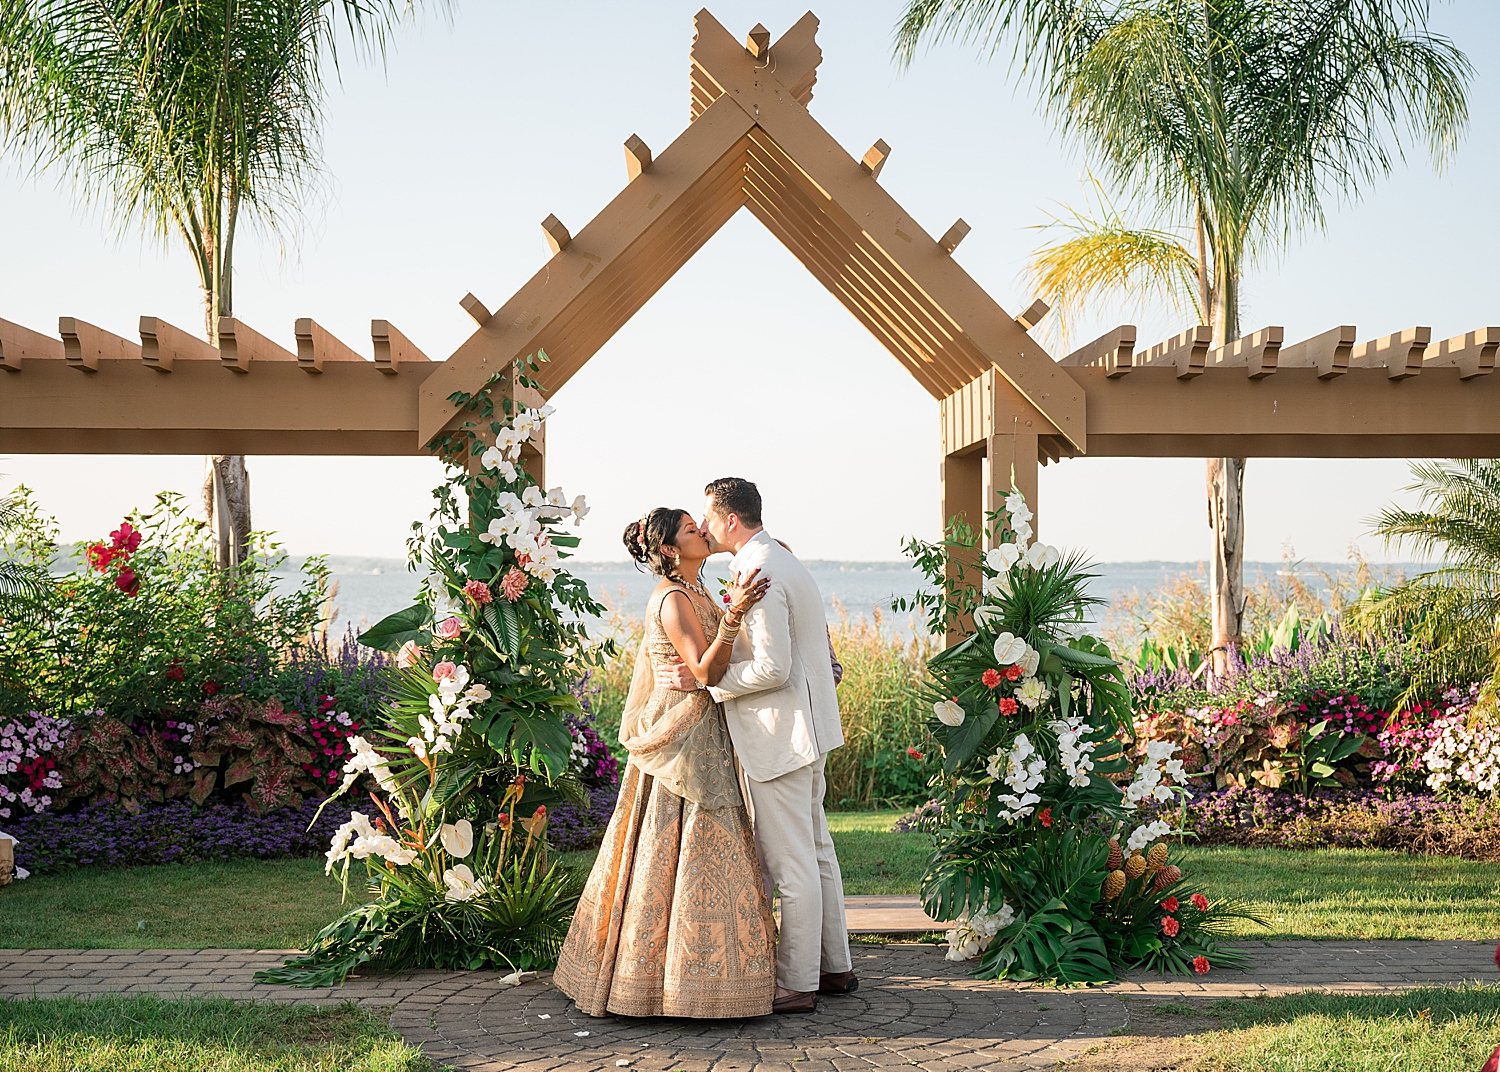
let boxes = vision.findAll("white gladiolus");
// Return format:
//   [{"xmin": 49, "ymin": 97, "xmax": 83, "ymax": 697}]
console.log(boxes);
[
  {"xmin": 934, "ymin": 698, "xmax": 966, "ymax": 727},
  {"xmin": 444, "ymin": 864, "xmax": 486, "ymax": 902},
  {"xmin": 944, "ymin": 899, "xmax": 1015, "ymax": 961},
  {"xmin": 986, "ymin": 734, "xmax": 1046, "ymax": 820},
  {"xmin": 1004, "ymin": 492, "xmax": 1032, "ymax": 522},
  {"xmin": 340, "ymin": 736, "xmax": 398, "ymax": 795},
  {"xmin": 1126, "ymin": 819, "xmax": 1173, "ymax": 853},
  {"xmin": 1011, "ymin": 518, "xmax": 1033, "ymax": 544},
  {"xmin": 985, "ymin": 543, "xmax": 1022, "ymax": 572},
  {"xmin": 440, "ymin": 819, "xmax": 475, "ymax": 859},
  {"xmin": 992, "ymin": 632, "xmax": 1027, "ymax": 665}
]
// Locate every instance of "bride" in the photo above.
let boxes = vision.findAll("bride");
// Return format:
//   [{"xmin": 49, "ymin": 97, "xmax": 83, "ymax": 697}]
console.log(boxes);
[{"xmin": 553, "ymin": 507, "xmax": 777, "ymax": 1018}]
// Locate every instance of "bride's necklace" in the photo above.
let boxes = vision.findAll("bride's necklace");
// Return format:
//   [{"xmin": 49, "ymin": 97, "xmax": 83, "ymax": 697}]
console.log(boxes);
[{"xmin": 675, "ymin": 576, "xmax": 711, "ymax": 600}]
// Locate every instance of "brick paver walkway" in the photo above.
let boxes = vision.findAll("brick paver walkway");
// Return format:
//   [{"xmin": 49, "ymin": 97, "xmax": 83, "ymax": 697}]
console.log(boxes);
[{"xmin": 1, "ymin": 941, "xmax": 1495, "ymax": 1071}]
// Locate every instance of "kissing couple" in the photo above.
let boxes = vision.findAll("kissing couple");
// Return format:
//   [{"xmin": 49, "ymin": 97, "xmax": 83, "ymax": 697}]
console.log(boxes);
[{"xmin": 553, "ymin": 477, "xmax": 854, "ymax": 1018}]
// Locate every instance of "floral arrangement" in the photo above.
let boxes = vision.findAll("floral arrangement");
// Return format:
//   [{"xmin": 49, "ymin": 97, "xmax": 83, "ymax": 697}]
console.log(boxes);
[
  {"xmin": 260, "ymin": 355, "xmax": 600, "ymax": 987},
  {"xmin": 899, "ymin": 492, "xmax": 1258, "ymax": 981}
]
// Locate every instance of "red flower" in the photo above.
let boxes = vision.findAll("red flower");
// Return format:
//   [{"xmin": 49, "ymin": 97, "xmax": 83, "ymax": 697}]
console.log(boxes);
[
  {"xmin": 1161, "ymin": 916, "xmax": 1180, "ymax": 937},
  {"xmin": 1038, "ymin": 806, "xmax": 1052, "ymax": 828},
  {"xmin": 85, "ymin": 543, "xmax": 114, "ymax": 571},
  {"xmin": 1161, "ymin": 896, "xmax": 1179, "ymax": 913},
  {"xmin": 110, "ymin": 520, "xmax": 141, "ymax": 554},
  {"xmin": 1191, "ymin": 894, "xmax": 1209, "ymax": 912},
  {"xmin": 165, "ymin": 662, "xmax": 185, "ymax": 682},
  {"xmin": 907, "ymin": 747, "xmax": 925, "ymax": 761},
  {"xmin": 202, "ymin": 681, "xmax": 220, "ymax": 695},
  {"xmin": 998, "ymin": 697, "xmax": 1019, "ymax": 716},
  {"xmin": 1004, "ymin": 665, "xmax": 1024, "ymax": 681},
  {"xmin": 982, "ymin": 668, "xmax": 1002, "ymax": 689},
  {"xmin": 1192, "ymin": 955, "xmax": 1210, "ymax": 974},
  {"xmin": 114, "ymin": 567, "xmax": 139, "ymax": 596}
]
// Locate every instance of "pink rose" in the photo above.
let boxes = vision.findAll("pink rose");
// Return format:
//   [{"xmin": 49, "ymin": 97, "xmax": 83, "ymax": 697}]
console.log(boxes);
[
  {"xmin": 395, "ymin": 640, "xmax": 420, "ymax": 669},
  {"xmin": 433, "ymin": 661, "xmax": 458, "ymax": 682},
  {"xmin": 434, "ymin": 616, "xmax": 462, "ymax": 640}
]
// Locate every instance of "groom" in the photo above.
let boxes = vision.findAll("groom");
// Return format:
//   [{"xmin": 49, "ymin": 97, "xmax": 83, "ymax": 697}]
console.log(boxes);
[{"xmin": 657, "ymin": 476, "xmax": 854, "ymax": 1014}]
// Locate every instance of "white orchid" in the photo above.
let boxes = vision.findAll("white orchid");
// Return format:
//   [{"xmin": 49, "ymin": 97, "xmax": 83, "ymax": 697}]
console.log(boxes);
[
  {"xmin": 495, "ymin": 491, "xmax": 523, "ymax": 514},
  {"xmin": 522, "ymin": 485, "xmax": 547, "ymax": 508},
  {"xmin": 933, "ymin": 698, "xmax": 966, "ymax": 727},
  {"xmin": 479, "ymin": 446, "xmax": 505, "ymax": 471},
  {"xmin": 985, "ymin": 542, "xmax": 1022, "ymax": 572},
  {"xmin": 440, "ymin": 819, "xmax": 474, "ymax": 859},
  {"xmin": 571, "ymin": 495, "xmax": 590, "ymax": 523},
  {"xmin": 992, "ymin": 632, "xmax": 1028, "ymax": 666},
  {"xmin": 464, "ymin": 683, "xmax": 492, "ymax": 703},
  {"xmin": 1015, "ymin": 677, "xmax": 1051, "ymax": 710},
  {"xmin": 443, "ymin": 863, "xmax": 486, "ymax": 902},
  {"xmin": 436, "ymin": 664, "xmax": 471, "ymax": 706},
  {"xmin": 944, "ymin": 899, "xmax": 1015, "ymax": 962}
]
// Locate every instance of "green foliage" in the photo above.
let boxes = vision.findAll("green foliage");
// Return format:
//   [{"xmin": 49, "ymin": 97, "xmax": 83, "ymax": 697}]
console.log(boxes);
[
  {"xmin": 978, "ymin": 830, "xmax": 1112, "ymax": 983},
  {"xmin": 0, "ymin": 489, "xmax": 328, "ymax": 722}
]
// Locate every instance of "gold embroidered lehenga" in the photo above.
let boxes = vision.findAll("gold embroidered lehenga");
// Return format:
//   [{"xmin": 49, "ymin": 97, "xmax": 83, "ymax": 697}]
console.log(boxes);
[{"xmin": 552, "ymin": 583, "xmax": 776, "ymax": 1018}]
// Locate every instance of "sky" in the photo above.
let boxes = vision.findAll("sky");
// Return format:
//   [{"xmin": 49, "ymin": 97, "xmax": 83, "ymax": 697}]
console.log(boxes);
[{"xmin": 2, "ymin": 1, "xmax": 1495, "ymax": 564}]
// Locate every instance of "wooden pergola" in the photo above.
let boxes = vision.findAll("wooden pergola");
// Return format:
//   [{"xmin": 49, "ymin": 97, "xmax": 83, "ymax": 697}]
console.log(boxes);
[{"xmin": 2, "ymin": 9, "xmax": 1497, "ymax": 551}]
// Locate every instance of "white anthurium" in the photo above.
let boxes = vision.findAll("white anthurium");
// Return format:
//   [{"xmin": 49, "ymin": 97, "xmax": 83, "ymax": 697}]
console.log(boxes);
[
  {"xmin": 443, "ymin": 863, "xmax": 486, "ymax": 902},
  {"xmin": 972, "ymin": 604, "xmax": 1004, "ymax": 630},
  {"xmin": 933, "ymin": 698, "xmax": 966, "ymax": 727},
  {"xmin": 992, "ymin": 632, "xmax": 1028, "ymax": 666},
  {"xmin": 1019, "ymin": 647, "xmax": 1040, "ymax": 677},
  {"xmin": 1024, "ymin": 542, "xmax": 1061, "ymax": 570},
  {"xmin": 985, "ymin": 573, "xmax": 1013, "ymax": 598},
  {"xmin": 985, "ymin": 543, "xmax": 1022, "ymax": 572},
  {"xmin": 440, "ymin": 819, "xmax": 475, "ymax": 859}
]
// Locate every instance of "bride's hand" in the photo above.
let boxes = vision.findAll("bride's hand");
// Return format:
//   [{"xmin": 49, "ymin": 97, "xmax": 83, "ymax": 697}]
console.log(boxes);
[{"xmin": 725, "ymin": 568, "xmax": 770, "ymax": 620}]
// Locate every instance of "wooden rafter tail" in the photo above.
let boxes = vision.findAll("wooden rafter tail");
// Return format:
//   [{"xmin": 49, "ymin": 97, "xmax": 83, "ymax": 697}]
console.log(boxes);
[
  {"xmin": 1206, "ymin": 326, "xmax": 1284, "ymax": 379},
  {"xmin": 1015, "ymin": 299, "xmax": 1049, "ymax": 331},
  {"xmin": 859, "ymin": 140, "xmax": 890, "ymax": 179},
  {"xmin": 295, "ymin": 318, "xmax": 366, "ymax": 374},
  {"xmin": 217, "ymin": 318, "xmax": 295, "ymax": 374},
  {"xmin": 371, "ymin": 320, "xmax": 432, "ymax": 375},
  {"xmin": 0, "ymin": 316, "xmax": 64, "ymax": 372},
  {"xmin": 624, "ymin": 135, "xmax": 653, "ymax": 181},
  {"xmin": 1061, "ymin": 325, "xmax": 1137, "ymax": 377},
  {"xmin": 139, "ymin": 317, "xmax": 217, "ymax": 373},
  {"xmin": 1037, "ymin": 435, "xmax": 1062, "ymax": 465},
  {"xmin": 60, "ymin": 317, "xmax": 140, "ymax": 373},
  {"xmin": 938, "ymin": 219, "xmax": 970, "ymax": 254},
  {"xmin": 540, "ymin": 215, "xmax": 571, "ymax": 256},
  {"xmin": 1139, "ymin": 325, "xmax": 1211, "ymax": 379},
  {"xmin": 1277, "ymin": 324, "xmax": 1356, "ymax": 378},
  {"xmin": 1422, "ymin": 326, "xmax": 1499, "ymax": 380},
  {"xmin": 459, "ymin": 294, "xmax": 492, "ymax": 326},
  {"xmin": 1350, "ymin": 326, "xmax": 1430, "ymax": 380}
]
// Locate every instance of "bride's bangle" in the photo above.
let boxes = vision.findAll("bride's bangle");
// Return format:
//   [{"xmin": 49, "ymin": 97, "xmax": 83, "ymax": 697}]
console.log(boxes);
[{"xmin": 717, "ymin": 621, "xmax": 741, "ymax": 643}]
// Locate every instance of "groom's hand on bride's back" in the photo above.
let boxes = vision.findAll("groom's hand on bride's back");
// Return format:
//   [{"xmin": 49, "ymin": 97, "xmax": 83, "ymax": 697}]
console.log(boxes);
[{"xmin": 656, "ymin": 657, "xmax": 700, "ymax": 691}]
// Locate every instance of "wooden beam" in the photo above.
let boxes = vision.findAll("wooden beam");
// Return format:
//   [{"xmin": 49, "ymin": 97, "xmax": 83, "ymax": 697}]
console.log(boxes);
[
  {"xmin": 1206, "ymin": 326, "xmax": 1283, "ymax": 379},
  {"xmin": 139, "ymin": 317, "xmax": 217, "ymax": 373},
  {"xmin": 1061, "ymin": 325, "xmax": 1137, "ymax": 377},
  {"xmin": 1350, "ymin": 326, "xmax": 1430, "ymax": 380},
  {"xmin": 0, "ymin": 317, "xmax": 64, "ymax": 372},
  {"xmin": 371, "ymin": 320, "xmax": 432, "ymax": 375},
  {"xmin": 0, "ymin": 357, "xmax": 437, "ymax": 454},
  {"xmin": 859, "ymin": 139, "xmax": 890, "ymax": 180},
  {"xmin": 745, "ymin": 22, "xmax": 770, "ymax": 57},
  {"xmin": 459, "ymin": 293, "xmax": 491, "ymax": 326},
  {"xmin": 940, "ymin": 447, "xmax": 983, "ymax": 646},
  {"xmin": 1140, "ymin": 325, "xmax": 1211, "ymax": 379},
  {"xmin": 541, "ymin": 214, "xmax": 571, "ymax": 255},
  {"xmin": 1015, "ymin": 299, "xmax": 1049, "ymax": 331},
  {"xmin": 294, "ymin": 318, "xmax": 365, "ymax": 374},
  {"xmin": 938, "ymin": 219, "xmax": 970, "ymax": 254},
  {"xmin": 60, "ymin": 318, "xmax": 140, "ymax": 372},
  {"xmin": 624, "ymin": 134, "xmax": 652, "ymax": 181},
  {"xmin": 217, "ymin": 318, "xmax": 295, "ymax": 374},
  {"xmin": 1424, "ymin": 326, "xmax": 1499, "ymax": 379},
  {"xmin": 1278, "ymin": 324, "xmax": 1356, "ymax": 379}
]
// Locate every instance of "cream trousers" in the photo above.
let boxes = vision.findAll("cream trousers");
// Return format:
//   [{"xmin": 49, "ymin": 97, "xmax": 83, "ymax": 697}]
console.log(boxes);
[{"xmin": 744, "ymin": 754, "xmax": 852, "ymax": 992}]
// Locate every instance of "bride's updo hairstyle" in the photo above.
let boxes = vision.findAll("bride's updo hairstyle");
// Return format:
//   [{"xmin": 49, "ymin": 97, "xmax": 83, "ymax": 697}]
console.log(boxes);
[{"xmin": 624, "ymin": 507, "xmax": 691, "ymax": 582}]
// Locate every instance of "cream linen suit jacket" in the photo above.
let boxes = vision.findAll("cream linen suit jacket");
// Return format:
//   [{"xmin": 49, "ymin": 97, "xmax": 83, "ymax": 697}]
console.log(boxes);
[{"xmin": 709, "ymin": 531, "xmax": 844, "ymax": 782}]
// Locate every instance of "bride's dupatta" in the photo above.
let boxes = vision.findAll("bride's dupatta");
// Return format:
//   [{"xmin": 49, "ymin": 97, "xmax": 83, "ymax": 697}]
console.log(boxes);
[{"xmin": 616, "ymin": 629, "xmax": 740, "ymax": 810}]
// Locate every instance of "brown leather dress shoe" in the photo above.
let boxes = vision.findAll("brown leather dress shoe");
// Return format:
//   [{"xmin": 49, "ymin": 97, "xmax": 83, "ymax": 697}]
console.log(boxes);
[
  {"xmin": 818, "ymin": 970, "xmax": 859, "ymax": 994},
  {"xmin": 772, "ymin": 989, "xmax": 818, "ymax": 1014}
]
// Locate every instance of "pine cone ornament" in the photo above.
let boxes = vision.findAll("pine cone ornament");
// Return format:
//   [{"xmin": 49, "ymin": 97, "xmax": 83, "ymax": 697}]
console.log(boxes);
[
  {"xmin": 1153, "ymin": 864, "xmax": 1183, "ymax": 892},
  {"xmin": 1124, "ymin": 852, "xmax": 1147, "ymax": 880},
  {"xmin": 1103, "ymin": 869, "xmax": 1127, "ymax": 900},
  {"xmin": 1106, "ymin": 841, "xmax": 1123, "ymax": 871},
  {"xmin": 1146, "ymin": 842, "xmax": 1169, "ymax": 869}
]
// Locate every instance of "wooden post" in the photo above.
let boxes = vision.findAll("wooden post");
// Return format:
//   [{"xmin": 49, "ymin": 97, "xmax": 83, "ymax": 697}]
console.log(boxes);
[
  {"xmin": 940, "ymin": 447, "xmax": 983, "ymax": 646},
  {"xmin": 987, "ymin": 426, "xmax": 1039, "ymax": 539}
]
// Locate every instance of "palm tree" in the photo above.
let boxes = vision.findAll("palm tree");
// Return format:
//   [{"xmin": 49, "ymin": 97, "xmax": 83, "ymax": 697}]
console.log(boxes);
[
  {"xmin": 895, "ymin": 0, "xmax": 1471, "ymax": 670},
  {"xmin": 1357, "ymin": 459, "xmax": 1500, "ymax": 699},
  {"xmin": 0, "ymin": 0, "xmax": 442, "ymax": 566},
  {"xmin": 0, "ymin": 488, "xmax": 47, "ymax": 615}
]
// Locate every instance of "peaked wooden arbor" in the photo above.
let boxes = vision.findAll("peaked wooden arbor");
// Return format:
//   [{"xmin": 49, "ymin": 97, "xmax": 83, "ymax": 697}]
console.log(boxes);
[{"xmin": 2, "ymin": 8, "xmax": 1498, "ymax": 566}]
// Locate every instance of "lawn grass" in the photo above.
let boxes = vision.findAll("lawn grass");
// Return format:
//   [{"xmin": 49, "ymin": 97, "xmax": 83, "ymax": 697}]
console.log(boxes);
[
  {"xmin": 0, "ymin": 993, "xmax": 434, "ymax": 1071},
  {"xmin": 1100, "ymin": 985, "xmax": 1500, "ymax": 1072},
  {"xmin": 0, "ymin": 857, "xmax": 357, "ymax": 951}
]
